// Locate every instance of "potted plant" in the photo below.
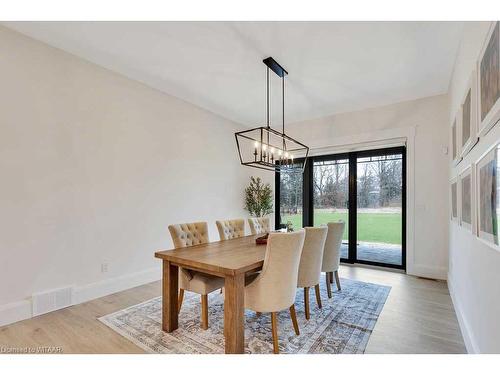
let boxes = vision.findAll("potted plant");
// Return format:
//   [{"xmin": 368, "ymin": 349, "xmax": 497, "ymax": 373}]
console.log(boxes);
[{"xmin": 244, "ymin": 176, "xmax": 273, "ymax": 217}]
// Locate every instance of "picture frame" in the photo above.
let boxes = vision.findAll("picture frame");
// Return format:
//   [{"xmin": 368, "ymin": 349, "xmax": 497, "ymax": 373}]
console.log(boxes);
[
  {"xmin": 460, "ymin": 71, "xmax": 479, "ymax": 158},
  {"xmin": 477, "ymin": 21, "xmax": 500, "ymax": 137},
  {"xmin": 451, "ymin": 112, "xmax": 462, "ymax": 166},
  {"xmin": 459, "ymin": 165, "xmax": 474, "ymax": 232},
  {"xmin": 450, "ymin": 177, "xmax": 458, "ymax": 222},
  {"xmin": 476, "ymin": 142, "xmax": 500, "ymax": 249}
]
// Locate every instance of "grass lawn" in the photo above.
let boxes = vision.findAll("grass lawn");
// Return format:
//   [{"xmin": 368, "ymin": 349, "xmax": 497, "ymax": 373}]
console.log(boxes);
[{"xmin": 281, "ymin": 212, "xmax": 402, "ymax": 245}]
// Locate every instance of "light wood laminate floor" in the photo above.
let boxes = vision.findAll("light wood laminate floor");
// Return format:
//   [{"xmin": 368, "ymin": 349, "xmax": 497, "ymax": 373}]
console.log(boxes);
[{"xmin": 0, "ymin": 265, "xmax": 466, "ymax": 354}]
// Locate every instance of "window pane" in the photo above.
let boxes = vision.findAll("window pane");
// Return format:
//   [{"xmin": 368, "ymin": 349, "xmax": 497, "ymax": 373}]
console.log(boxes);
[
  {"xmin": 356, "ymin": 153, "xmax": 403, "ymax": 265},
  {"xmin": 279, "ymin": 166, "xmax": 303, "ymax": 230},
  {"xmin": 313, "ymin": 158, "xmax": 349, "ymax": 259}
]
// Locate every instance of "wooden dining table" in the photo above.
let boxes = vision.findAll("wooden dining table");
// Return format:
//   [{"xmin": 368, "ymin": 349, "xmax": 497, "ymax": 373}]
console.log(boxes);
[{"xmin": 154, "ymin": 234, "xmax": 267, "ymax": 354}]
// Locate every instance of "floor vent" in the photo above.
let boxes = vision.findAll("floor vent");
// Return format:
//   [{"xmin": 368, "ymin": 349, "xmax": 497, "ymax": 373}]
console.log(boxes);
[{"xmin": 32, "ymin": 286, "xmax": 74, "ymax": 317}]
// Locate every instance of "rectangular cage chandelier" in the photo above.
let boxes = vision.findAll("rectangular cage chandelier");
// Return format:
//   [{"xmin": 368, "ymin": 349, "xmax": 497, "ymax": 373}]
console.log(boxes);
[{"xmin": 235, "ymin": 57, "xmax": 309, "ymax": 173}]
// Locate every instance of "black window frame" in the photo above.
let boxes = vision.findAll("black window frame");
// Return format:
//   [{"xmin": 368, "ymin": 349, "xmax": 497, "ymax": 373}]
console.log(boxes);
[{"xmin": 275, "ymin": 146, "xmax": 406, "ymax": 270}]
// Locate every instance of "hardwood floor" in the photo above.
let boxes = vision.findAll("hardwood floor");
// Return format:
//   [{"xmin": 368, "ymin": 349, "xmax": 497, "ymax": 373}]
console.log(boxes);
[
  {"xmin": 0, "ymin": 265, "xmax": 466, "ymax": 354},
  {"xmin": 343, "ymin": 266, "xmax": 466, "ymax": 354}
]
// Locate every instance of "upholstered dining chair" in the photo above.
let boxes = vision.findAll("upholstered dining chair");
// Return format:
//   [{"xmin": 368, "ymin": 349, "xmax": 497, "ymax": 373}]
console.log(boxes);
[
  {"xmin": 244, "ymin": 230, "xmax": 305, "ymax": 354},
  {"xmin": 216, "ymin": 219, "xmax": 245, "ymax": 241},
  {"xmin": 248, "ymin": 217, "xmax": 270, "ymax": 235},
  {"xmin": 297, "ymin": 227, "xmax": 328, "ymax": 320},
  {"xmin": 321, "ymin": 221, "xmax": 346, "ymax": 298},
  {"xmin": 245, "ymin": 230, "xmax": 305, "ymax": 354},
  {"xmin": 168, "ymin": 222, "xmax": 224, "ymax": 330}
]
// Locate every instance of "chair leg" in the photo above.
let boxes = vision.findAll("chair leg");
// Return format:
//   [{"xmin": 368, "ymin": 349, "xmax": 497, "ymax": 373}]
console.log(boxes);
[
  {"xmin": 314, "ymin": 284, "xmax": 322, "ymax": 309},
  {"xmin": 329, "ymin": 271, "xmax": 334, "ymax": 284},
  {"xmin": 326, "ymin": 273, "xmax": 332, "ymax": 299},
  {"xmin": 201, "ymin": 294, "xmax": 208, "ymax": 330},
  {"xmin": 289, "ymin": 305, "xmax": 300, "ymax": 336},
  {"xmin": 178, "ymin": 288, "xmax": 184, "ymax": 313},
  {"xmin": 271, "ymin": 312, "xmax": 279, "ymax": 354},
  {"xmin": 304, "ymin": 287, "xmax": 310, "ymax": 320},
  {"xmin": 334, "ymin": 270, "xmax": 341, "ymax": 291}
]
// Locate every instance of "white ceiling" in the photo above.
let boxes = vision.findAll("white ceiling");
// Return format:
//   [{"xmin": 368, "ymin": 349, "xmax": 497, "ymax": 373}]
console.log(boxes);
[{"xmin": 4, "ymin": 21, "xmax": 464, "ymax": 126}]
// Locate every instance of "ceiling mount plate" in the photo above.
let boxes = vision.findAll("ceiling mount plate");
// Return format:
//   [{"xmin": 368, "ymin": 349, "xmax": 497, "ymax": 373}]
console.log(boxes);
[{"xmin": 263, "ymin": 57, "xmax": 288, "ymax": 77}]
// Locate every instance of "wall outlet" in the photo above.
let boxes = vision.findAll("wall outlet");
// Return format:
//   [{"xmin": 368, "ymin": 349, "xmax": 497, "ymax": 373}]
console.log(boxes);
[{"xmin": 101, "ymin": 263, "xmax": 109, "ymax": 273}]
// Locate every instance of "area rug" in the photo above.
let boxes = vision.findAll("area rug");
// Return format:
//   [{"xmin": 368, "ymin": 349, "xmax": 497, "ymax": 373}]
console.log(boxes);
[{"xmin": 98, "ymin": 278, "xmax": 390, "ymax": 354}]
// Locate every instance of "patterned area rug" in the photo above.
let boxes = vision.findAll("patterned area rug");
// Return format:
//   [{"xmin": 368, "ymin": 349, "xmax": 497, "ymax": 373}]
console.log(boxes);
[{"xmin": 99, "ymin": 277, "xmax": 390, "ymax": 354}]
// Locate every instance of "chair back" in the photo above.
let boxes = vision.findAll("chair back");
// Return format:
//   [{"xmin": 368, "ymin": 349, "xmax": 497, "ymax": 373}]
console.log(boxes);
[
  {"xmin": 216, "ymin": 219, "xmax": 245, "ymax": 240},
  {"xmin": 321, "ymin": 221, "xmax": 346, "ymax": 272},
  {"xmin": 297, "ymin": 227, "xmax": 328, "ymax": 288},
  {"xmin": 248, "ymin": 217, "xmax": 270, "ymax": 235},
  {"xmin": 246, "ymin": 230, "xmax": 305, "ymax": 312},
  {"xmin": 168, "ymin": 222, "xmax": 209, "ymax": 248}
]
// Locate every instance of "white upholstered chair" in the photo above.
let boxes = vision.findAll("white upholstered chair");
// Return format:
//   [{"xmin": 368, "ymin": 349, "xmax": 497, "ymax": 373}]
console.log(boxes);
[
  {"xmin": 321, "ymin": 221, "xmax": 346, "ymax": 298},
  {"xmin": 244, "ymin": 230, "xmax": 305, "ymax": 354},
  {"xmin": 297, "ymin": 226, "xmax": 328, "ymax": 319},
  {"xmin": 248, "ymin": 217, "xmax": 270, "ymax": 235},
  {"xmin": 216, "ymin": 219, "xmax": 245, "ymax": 241},
  {"xmin": 168, "ymin": 222, "xmax": 224, "ymax": 330}
]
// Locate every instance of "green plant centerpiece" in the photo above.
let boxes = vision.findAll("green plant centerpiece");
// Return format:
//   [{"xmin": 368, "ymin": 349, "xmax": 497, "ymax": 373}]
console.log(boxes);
[{"xmin": 244, "ymin": 176, "xmax": 273, "ymax": 217}]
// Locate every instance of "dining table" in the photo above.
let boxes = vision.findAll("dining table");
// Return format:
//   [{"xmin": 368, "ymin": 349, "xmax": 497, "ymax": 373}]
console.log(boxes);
[{"xmin": 154, "ymin": 234, "xmax": 267, "ymax": 354}]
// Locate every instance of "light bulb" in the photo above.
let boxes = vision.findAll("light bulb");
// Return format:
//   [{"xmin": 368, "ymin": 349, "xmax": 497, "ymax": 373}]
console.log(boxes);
[
  {"xmin": 270, "ymin": 147, "xmax": 275, "ymax": 154},
  {"xmin": 284, "ymin": 152, "xmax": 289, "ymax": 158},
  {"xmin": 262, "ymin": 144, "xmax": 267, "ymax": 151},
  {"xmin": 254, "ymin": 141, "xmax": 259, "ymax": 148},
  {"xmin": 278, "ymin": 150, "xmax": 283, "ymax": 156},
  {"xmin": 291, "ymin": 155, "xmax": 294, "ymax": 161}
]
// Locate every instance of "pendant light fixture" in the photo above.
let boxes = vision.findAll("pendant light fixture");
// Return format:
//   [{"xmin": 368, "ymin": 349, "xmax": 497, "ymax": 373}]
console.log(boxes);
[{"xmin": 235, "ymin": 57, "xmax": 309, "ymax": 173}]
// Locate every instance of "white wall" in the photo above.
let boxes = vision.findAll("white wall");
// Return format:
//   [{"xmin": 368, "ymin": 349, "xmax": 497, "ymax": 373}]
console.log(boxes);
[
  {"xmin": 283, "ymin": 94, "xmax": 450, "ymax": 280},
  {"xmin": 447, "ymin": 21, "xmax": 500, "ymax": 353},
  {"xmin": 0, "ymin": 26, "xmax": 254, "ymax": 325}
]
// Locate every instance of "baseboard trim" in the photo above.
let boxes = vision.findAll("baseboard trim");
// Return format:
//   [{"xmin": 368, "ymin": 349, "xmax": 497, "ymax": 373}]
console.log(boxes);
[
  {"xmin": 0, "ymin": 266, "xmax": 161, "ymax": 328},
  {"xmin": 408, "ymin": 264, "xmax": 447, "ymax": 280},
  {"xmin": 74, "ymin": 267, "xmax": 161, "ymax": 304},
  {"xmin": 447, "ymin": 271, "xmax": 480, "ymax": 354},
  {"xmin": 0, "ymin": 300, "xmax": 32, "ymax": 327}
]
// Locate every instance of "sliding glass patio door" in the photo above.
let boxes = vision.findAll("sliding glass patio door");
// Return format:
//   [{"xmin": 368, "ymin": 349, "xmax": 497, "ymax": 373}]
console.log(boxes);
[
  {"xmin": 275, "ymin": 146, "xmax": 406, "ymax": 270},
  {"xmin": 312, "ymin": 156, "xmax": 350, "ymax": 260},
  {"xmin": 354, "ymin": 149, "xmax": 405, "ymax": 268}
]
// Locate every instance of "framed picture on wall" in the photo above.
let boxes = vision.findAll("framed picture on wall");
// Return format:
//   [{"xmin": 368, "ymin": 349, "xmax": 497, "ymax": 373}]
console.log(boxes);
[
  {"xmin": 450, "ymin": 178, "xmax": 458, "ymax": 222},
  {"xmin": 451, "ymin": 113, "xmax": 462, "ymax": 166},
  {"xmin": 477, "ymin": 21, "xmax": 500, "ymax": 136},
  {"xmin": 460, "ymin": 166, "xmax": 474, "ymax": 231},
  {"xmin": 460, "ymin": 71, "xmax": 479, "ymax": 157},
  {"xmin": 476, "ymin": 143, "xmax": 500, "ymax": 248}
]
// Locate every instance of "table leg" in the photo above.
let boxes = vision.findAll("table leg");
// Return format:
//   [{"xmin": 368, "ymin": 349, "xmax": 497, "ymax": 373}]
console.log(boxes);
[
  {"xmin": 162, "ymin": 260, "xmax": 178, "ymax": 332},
  {"xmin": 224, "ymin": 273, "xmax": 245, "ymax": 354}
]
